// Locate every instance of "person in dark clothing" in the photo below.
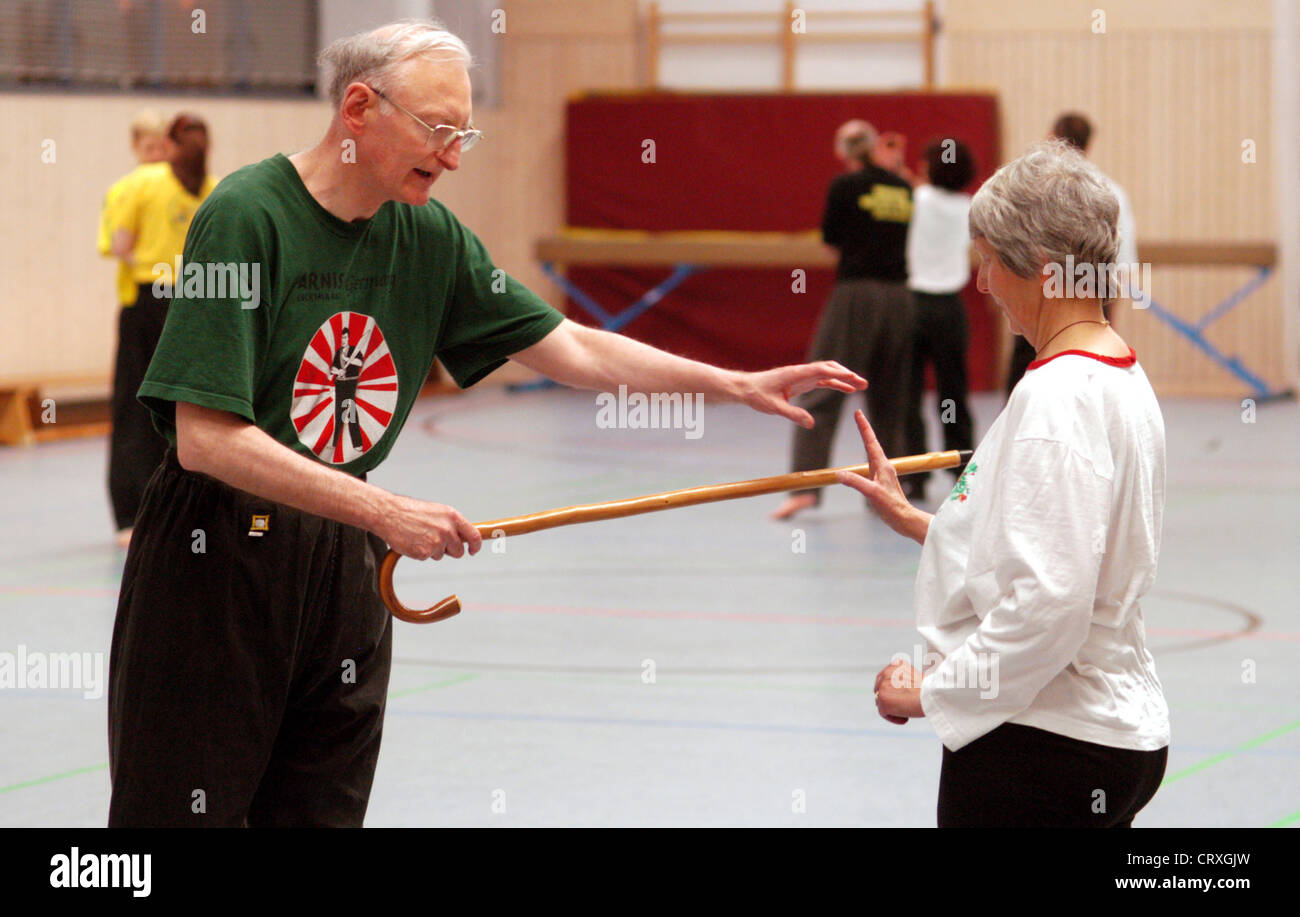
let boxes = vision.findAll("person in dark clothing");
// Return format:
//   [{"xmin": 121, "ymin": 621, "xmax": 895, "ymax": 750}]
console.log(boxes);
[
  {"xmin": 107, "ymin": 20, "xmax": 867, "ymax": 827},
  {"xmin": 901, "ymin": 139, "xmax": 978, "ymax": 501},
  {"xmin": 773, "ymin": 126, "xmax": 914, "ymax": 520},
  {"xmin": 330, "ymin": 328, "xmax": 365, "ymax": 451},
  {"xmin": 101, "ymin": 113, "xmax": 216, "ymax": 547}
]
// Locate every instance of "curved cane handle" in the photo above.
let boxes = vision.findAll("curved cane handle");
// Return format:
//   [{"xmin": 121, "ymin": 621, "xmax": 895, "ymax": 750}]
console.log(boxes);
[
  {"xmin": 378, "ymin": 549, "xmax": 462, "ymax": 624},
  {"xmin": 376, "ymin": 449, "xmax": 972, "ymax": 624}
]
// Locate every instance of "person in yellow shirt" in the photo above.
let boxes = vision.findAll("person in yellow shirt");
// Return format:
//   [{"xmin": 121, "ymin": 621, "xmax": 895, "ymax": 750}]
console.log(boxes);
[
  {"xmin": 100, "ymin": 113, "xmax": 217, "ymax": 547},
  {"xmin": 98, "ymin": 111, "xmax": 173, "ymax": 308}
]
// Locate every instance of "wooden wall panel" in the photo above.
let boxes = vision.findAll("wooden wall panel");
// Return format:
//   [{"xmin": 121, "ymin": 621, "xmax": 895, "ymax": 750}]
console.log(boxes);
[
  {"xmin": 0, "ymin": 93, "xmax": 329, "ymax": 384},
  {"xmin": 944, "ymin": 0, "xmax": 1280, "ymax": 395},
  {"xmin": 0, "ymin": 0, "xmax": 639, "ymax": 388},
  {"xmin": 13, "ymin": 0, "xmax": 1280, "ymax": 397}
]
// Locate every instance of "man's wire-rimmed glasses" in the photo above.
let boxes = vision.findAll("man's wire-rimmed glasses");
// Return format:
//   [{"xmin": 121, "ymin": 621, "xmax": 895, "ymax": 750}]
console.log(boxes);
[{"xmin": 367, "ymin": 84, "xmax": 482, "ymax": 153}]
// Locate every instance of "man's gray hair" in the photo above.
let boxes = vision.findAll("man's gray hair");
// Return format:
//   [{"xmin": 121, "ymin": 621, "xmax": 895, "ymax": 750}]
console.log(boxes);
[
  {"xmin": 319, "ymin": 19, "xmax": 472, "ymax": 109},
  {"xmin": 969, "ymin": 138, "xmax": 1119, "ymax": 280},
  {"xmin": 837, "ymin": 120, "xmax": 877, "ymax": 164}
]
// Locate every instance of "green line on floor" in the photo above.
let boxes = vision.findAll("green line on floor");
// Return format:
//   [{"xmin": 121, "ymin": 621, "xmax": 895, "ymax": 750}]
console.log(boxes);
[
  {"xmin": 1162, "ymin": 718, "xmax": 1300, "ymax": 786},
  {"xmin": 0, "ymin": 762, "xmax": 108, "ymax": 794},
  {"xmin": 389, "ymin": 672, "xmax": 479, "ymax": 699}
]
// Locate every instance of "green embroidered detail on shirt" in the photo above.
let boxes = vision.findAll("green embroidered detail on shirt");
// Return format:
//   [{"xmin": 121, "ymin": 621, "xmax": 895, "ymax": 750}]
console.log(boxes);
[{"xmin": 948, "ymin": 461, "xmax": 978, "ymax": 502}]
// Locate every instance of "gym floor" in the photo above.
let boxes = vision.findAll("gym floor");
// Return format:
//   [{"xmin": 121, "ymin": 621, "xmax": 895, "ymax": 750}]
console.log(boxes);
[{"xmin": 1, "ymin": 385, "xmax": 1296, "ymax": 827}]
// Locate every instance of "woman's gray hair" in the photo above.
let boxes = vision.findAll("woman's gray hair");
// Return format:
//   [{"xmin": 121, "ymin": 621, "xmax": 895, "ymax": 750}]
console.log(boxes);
[
  {"xmin": 319, "ymin": 19, "xmax": 472, "ymax": 109},
  {"xmin": 969, "ymin": 139, "xmax": 1119, "ymax": 282}
]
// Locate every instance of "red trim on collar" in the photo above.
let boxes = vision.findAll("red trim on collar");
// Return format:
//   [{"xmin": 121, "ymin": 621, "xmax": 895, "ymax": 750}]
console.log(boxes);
[{"xmin": 1027, "ymin": 347, "xmax": 1137, "ymax": 370}]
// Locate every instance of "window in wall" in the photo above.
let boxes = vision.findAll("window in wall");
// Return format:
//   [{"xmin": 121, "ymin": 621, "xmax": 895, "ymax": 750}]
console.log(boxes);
[{"xmin": 0, "ymin": 0, "xmax": 318, "ymax": 93}]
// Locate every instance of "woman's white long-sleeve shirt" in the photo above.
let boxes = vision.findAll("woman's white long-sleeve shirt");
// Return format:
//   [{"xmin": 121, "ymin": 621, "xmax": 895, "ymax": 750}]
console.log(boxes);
[{"xmin": 915, "ymin": 348, "xmax": 1171, "ymax": 753}]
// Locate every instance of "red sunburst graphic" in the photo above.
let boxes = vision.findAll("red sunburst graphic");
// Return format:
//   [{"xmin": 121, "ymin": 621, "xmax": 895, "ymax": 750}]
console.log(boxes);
[{"xmin": 291, "ymin": 312, "xmax": 399, "ymax": 464}]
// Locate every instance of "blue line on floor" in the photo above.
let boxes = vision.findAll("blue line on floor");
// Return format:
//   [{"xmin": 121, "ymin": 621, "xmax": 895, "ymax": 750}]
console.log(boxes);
[{"xmin": 387, "ymin": 707, "xmax": 1300, "ymax": 757}]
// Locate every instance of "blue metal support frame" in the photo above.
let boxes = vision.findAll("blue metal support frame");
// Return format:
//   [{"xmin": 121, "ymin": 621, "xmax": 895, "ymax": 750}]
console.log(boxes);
[
  {"xmin": 515, "ymin": 256, "xmax": 1293, "ymax": 402},
  {"xmin": 1140, "ymin": 265, "xmax": 1292, "ymax": 401},
  {"xmin": 510, "ymin": 261, "xmax": 703, "ymax": 392}
]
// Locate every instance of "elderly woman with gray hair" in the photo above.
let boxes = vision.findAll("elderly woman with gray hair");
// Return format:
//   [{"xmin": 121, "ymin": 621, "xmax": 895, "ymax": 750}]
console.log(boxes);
[{"xmin": 837, "ymin": 139, "xmax": 1169, "ymax": 827}]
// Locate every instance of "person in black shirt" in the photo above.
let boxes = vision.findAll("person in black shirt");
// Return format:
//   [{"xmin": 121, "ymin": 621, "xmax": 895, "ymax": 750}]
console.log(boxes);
[
  {"xmin": 773, "ymin": 126, "xmax": 914, "ymax": 520},
  {"xmin": 833, "ymin": 119, "xmax": 872, "ymax": 172}
]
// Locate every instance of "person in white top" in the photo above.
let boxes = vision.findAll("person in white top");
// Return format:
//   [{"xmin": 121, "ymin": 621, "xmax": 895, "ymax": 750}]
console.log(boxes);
[
  {"xmin": 901, "ymin": 139, "xmax": 977, "ymax": 502},
  {"xmin": 837, "ymin": 139, "xmax": 1170, "ymax": 827}
]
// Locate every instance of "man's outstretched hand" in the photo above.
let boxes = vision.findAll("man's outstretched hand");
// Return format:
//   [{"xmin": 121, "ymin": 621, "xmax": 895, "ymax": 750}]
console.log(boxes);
[{"xmin": 737, "ymin": 361, "xmax": 866, "ymax": 428}]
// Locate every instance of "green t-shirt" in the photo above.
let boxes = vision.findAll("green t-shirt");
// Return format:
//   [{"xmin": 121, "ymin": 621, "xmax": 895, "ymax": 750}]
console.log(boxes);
[{"xmin": 140, "ymin": 154, "xmax": 563, "ymax": 475}]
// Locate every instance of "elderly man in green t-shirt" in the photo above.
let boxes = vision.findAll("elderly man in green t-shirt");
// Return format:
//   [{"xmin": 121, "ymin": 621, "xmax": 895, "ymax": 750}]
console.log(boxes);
[{"xmin": 107, "ymin": 20, "xmax": 865, "ymax": 827}]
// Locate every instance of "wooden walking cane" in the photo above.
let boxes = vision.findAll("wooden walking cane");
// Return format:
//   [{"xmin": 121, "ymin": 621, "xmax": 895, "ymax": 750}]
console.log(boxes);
[{"xmin": 377, "ymin": 448, "xmax": 973, "ymax": 624}]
